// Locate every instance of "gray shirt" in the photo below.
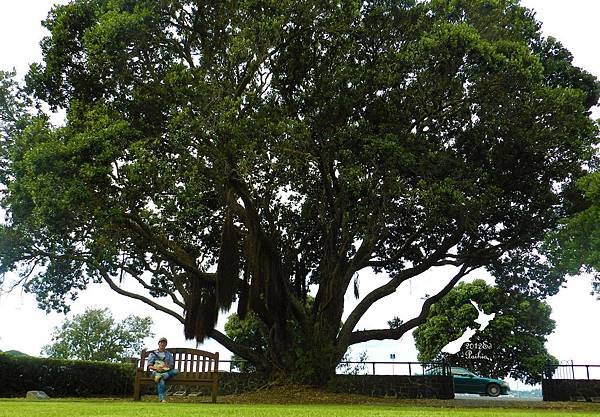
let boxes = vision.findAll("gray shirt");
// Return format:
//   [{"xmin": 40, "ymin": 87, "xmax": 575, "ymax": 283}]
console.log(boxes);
[{"xmin": 148, "ymin": 350, "xmax": 175, "ymax": 370}]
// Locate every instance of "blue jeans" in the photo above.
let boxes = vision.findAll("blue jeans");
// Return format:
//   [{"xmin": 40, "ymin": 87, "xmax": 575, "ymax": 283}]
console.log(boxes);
[{"xmin": 152, "ymin": 369, "xmax": 179, "ymax": 400}]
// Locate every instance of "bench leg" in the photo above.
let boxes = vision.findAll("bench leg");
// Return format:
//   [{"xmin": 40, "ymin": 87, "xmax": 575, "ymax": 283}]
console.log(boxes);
[
  {"xmin": 133, "ymin": 380, "xmax": 141, "ymax": 401},
  {"xmin": 211, "ymin": 380, "xmax": 218, "ymax": 403}
]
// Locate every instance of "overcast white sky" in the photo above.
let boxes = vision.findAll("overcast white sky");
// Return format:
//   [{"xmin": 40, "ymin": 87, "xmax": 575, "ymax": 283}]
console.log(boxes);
[{"xmin": 0, "ymin": 1, "xmax": 599, "ymax": 381}]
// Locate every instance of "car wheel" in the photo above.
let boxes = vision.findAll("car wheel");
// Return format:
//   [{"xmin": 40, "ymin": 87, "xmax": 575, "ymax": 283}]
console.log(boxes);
[{"xmin": 486, "ymin": 383, "xmax": 501, "ymax": 397}]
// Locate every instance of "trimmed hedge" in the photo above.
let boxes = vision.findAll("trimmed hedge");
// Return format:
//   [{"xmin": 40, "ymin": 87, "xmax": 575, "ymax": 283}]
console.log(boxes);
[
  {"xmin": 2, "ymin": 353, "xmax": 453, "ymax": 400},
  {"xmin": 1, "ymin": 353, "xmax": 135, "ymax": 397},
  {"xmin": 219, "ymin": 372, "xmax": 269, "ymax": 395},
  {"xmin": 542, "ymin": 379, "xmax": 600, "ymax": 402},
  {"xmin": 329, "ymin": 374, "xmax": 454, "ymax": 399}
]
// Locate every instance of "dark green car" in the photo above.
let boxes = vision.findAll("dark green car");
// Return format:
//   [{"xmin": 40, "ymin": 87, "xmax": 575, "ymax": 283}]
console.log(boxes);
[{"xmin": 425, "ymin": 366, "xmax": 510, "ymax": 397}]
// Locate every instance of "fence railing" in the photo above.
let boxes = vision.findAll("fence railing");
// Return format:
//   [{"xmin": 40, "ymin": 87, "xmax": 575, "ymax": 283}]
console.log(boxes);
[
  {"xmin": 336, "ymin": 360, "xmax": 450, "ymax": 376},
  {"xmin": 217, "ymin": 359, "xmax": 600, "ymax": 380},
  {"xmin": 218, "ymin": 359, "xmax": 450, "ymax": 376},
  {"xmin": 544, "ymin": 361, "xmax": 600, "ymax": 380}
]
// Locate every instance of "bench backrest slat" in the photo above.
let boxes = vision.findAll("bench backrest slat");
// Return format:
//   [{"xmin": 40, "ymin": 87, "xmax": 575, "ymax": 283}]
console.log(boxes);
[
  {"xmin": 138, "ymin": 347, "xmax": 218, "ymax": 376},
  {"xmin": 134, "ymin": 347, "xmax": 219, "ymax": 403}
]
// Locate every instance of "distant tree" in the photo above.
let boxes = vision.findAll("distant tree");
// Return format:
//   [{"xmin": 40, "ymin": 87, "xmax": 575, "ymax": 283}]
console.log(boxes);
[
  {"xmin": 41, "ymin": 308, "xmax": 153, "ymax": 362},
  {"xmin": 224, "ymin": 312, "xmax": 269, "ymax": 373},
  {"xmin": 0, "ymin": 69, "xmax": 31, "ymax": 189},
  {"xmin": 413, "ymin": 280, "xmax": 557, "ymax": 385},
  {"xmin": 335, "ymin": 348, "xmax": 369, "ymax": 376}
]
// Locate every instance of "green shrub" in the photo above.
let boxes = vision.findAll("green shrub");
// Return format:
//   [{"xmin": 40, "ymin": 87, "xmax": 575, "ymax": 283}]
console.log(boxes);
[{"xmin": 1, "ymin": 352, "xmax": 135, "ymax": 397}]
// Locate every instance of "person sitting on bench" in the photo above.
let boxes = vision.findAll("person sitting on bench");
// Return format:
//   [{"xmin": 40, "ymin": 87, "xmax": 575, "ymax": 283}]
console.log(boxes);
[{"xmin": 147, "ymin": 337, "xmax": 179, "ymax": 402}]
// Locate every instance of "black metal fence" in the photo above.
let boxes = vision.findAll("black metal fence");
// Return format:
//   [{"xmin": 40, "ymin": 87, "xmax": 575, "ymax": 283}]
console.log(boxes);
[
  {"xmin": 218, "ymin": 359, "xmax": 450, "ymax": 376},
  {"xmin": 335, "ymin": 360, "xmax": 450, "ymax": 376},
  {"xmin": 544, "ymin": 361, "xmax": 600, "ymax": 380}
]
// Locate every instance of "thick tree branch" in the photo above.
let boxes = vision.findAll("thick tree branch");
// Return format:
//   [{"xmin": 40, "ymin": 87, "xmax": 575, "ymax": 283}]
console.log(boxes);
[
  {"xmin": 336, "ymin": 231, "xmax": 463, "ymax": 348},
  {"xmin": 207, "ymin": 328, "xmax": 270, "ymax": 371},
  {"xmin": 346, "ymin": 264, "xmax": 473, "ymax": 345},
  {"xmin": 346, "ymin": 197, "xmax": 395, "ymax": 278},
  {"xmin": 282, "ymin": 278, "xmax": 310, "ymax": 332}
]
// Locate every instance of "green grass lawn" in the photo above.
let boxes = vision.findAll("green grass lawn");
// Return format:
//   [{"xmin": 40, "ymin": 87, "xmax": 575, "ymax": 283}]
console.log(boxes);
[{"xmin": 2, "ymin": 401, "xmax": 600, "ymax": 417}]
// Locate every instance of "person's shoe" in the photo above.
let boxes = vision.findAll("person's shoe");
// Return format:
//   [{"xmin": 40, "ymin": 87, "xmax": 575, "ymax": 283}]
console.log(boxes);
[
  {"xmin": 154, "ymin": 375, "xmax": 162, "ymax": 383},
  {"xmin": 160, "ymin": 399, "xmax": 167, "ymax": 403}
]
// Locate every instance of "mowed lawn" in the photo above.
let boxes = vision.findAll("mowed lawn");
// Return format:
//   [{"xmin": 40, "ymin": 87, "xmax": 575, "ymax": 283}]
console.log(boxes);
[{"xmin": 2, "ymin": 401, "xmax": 600, "ymax": 417}]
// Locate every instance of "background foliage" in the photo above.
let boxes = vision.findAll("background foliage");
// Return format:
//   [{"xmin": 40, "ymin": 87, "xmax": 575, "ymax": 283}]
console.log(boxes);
[
  {"xmin": 1, "ymin": 352, "xmax": 135, "ymax": 397},
  {"xmin": 41, "ymin": 307, "xmax": 153, "ymax": 362},
  {"xmin": 413, "ymin": 280, "xmax": 557, "ymax": 384},
  {"xmin": 545, "ymin": 171, "xmax": 600, "ymax": 294}
]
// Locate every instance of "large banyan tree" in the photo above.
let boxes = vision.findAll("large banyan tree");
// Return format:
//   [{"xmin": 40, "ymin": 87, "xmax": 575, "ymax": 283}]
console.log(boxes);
[{"xmin": 0, "ymin": 0, "xmax": 598, "ymax": 382}]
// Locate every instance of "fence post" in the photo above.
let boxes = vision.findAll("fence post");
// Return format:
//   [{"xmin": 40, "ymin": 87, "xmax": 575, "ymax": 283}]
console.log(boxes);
[
  {"xmin": 372, "ymin": 362, "xmax": 375, "ymax": 375},
  {"xmin": 586, "ymin": 365, "xmax": 590, "ymax": 380}
]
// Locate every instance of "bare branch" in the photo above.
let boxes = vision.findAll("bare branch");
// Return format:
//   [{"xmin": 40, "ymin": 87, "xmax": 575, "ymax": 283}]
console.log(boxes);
[
  {"xmin": 137, "ymin": 256, "xmax": 190, "ymax": 302},
  {"xmin": 120, "ymin": 265, "xmax": 186, "ymax": 310},
  {"xmin": 99, "ymin": 269, "xmax": 185, "ymax": 323},
  {"xmin": 1, "ymin": 257, "xmax": 39, "ymax": 293},
  {"xmin": 235, "ymin": 47, "xmax": 281, "ymax": 99},
  {"xmin": 362, "ymin": 230, "xmax": 421, "ymax": 269}
]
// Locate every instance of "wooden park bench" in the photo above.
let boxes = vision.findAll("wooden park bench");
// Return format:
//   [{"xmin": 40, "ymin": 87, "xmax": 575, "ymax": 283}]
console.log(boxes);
[{"xmin": 133, "ymin": 348, "xmax": 219, "ymax": 402}]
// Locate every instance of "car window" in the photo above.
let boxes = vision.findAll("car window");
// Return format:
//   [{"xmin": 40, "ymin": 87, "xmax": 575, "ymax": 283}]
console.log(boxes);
[{"xmin": 451, "ymin": 367, "xmax": 475, "ymax": 377}]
